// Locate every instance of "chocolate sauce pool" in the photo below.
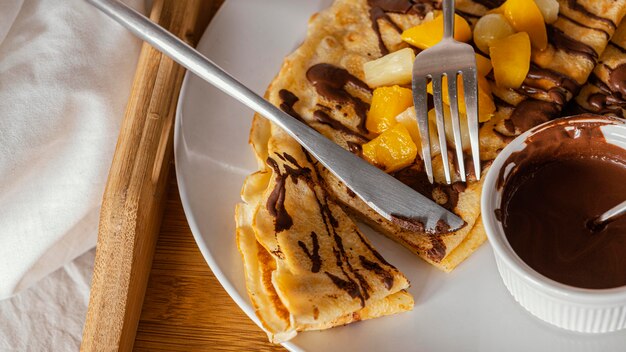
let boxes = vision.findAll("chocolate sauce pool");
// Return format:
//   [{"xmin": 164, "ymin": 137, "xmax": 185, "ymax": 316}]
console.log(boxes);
[{"xmin": 498, "ymin": 115, "xmax": 626, "ymax": 289}]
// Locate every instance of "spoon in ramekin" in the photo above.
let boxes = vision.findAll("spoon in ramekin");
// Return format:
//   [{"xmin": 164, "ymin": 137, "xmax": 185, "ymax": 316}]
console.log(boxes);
[{"xmin": 588, "ymin": 199, "xmax": 626, "ymax": 232}]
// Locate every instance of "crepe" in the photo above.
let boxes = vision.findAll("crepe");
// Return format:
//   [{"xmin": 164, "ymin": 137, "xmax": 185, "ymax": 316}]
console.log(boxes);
[
  {"xmin": 571, "ymin": 20, "xmax": 626, "ymax": 116},
  {"xmin": 235, "ymin": 0, "xmax": 626, "ymax": 342},
  {"xmin": 477, "ymin": 0, "xmax": 626, "ymax": 159},
  {"xmin": 237, "ymin": 120, "xmax": 413, "ymax": 343}
]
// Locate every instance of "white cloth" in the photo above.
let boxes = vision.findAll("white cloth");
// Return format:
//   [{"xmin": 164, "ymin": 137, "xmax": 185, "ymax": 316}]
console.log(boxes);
[
  {"xmin": 0, "ymin": 0, "xmax": 144, "ymax": 299},
  {"xmin": 0, "ymin": 249, "xmax": 95, "ymax": 351}
]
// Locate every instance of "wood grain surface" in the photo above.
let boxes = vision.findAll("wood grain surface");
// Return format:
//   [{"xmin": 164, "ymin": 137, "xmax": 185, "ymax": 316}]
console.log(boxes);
[
  {"xmin": 134, "ymin": 174, "xmax": 285, "ymax": 352},
  {"xmin": 82, "ymin": 1, "xmax": 218, "ymax": 351},
  {"xmin": 125, "ymin": 1, "xmax": 283, "ymax": 349},
  {"xmin": 81, "ymin": 0, "xmax": 284, "ymax": 350}
]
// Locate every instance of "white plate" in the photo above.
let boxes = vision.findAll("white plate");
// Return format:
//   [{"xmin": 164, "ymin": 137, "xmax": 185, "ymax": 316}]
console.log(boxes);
[{"xmin": 174, "ymin": 1, "xmax": 626, "ymax": 351}]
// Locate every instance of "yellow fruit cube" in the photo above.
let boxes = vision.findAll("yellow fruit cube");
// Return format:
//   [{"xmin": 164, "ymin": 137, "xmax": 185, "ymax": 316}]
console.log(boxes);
[
  {"xmin": 362, "ymin": 124, "xmax": 418, "ymax": 173},
  {"xmin": 490, "ymin": 32, "xmax": 531, "ymax": 89},
  {"xmin": 501, "ymin": 0, "xmax": 547, "ymax": 50},
  {"xmin": 426, "ymin": 75, "xmax": 495, "ymax": 122},
  {"xmin": 395, "ymin": 107, "xmax": 441, "ymax": 158},
  {"xmin": 366, "ymin": 85, "xmax": 413, "ymax": 134},
  {"xmin": 401, "ymin": 14, "xmax": 472, "ymax": 50},
  {"xmin": 475, "ymin": 53, "xmax": 493, "ymax": 77}
]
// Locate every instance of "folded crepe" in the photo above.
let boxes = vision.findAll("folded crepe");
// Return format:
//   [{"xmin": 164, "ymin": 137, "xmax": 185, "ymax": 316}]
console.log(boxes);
[
  {"xmin": 236, "ymin": 124, "xmax": 413, "ymax": 343},
  {"xmin": 235, "ymin": 0, "xmax": 626, "ymax": 343},
  {"xmin": 571, "ymin": 19, "xmax": 626, "ymax": 116}
]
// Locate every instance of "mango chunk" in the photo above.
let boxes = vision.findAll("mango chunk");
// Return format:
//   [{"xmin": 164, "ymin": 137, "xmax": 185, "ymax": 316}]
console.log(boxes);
[
  {"xmin": 490, "ymin": 32, "xmax": 531, "ymax": 89},
  {"xmin": 401, "ymin": 14, "xmax": 472, "ymax": 50},
  {"xmin": 426, "ymin": 75, "xmax": 495, "ymax": 123},
  {"xmin": 475, "ymin": 53, "xmax": 493, "ymax": 77},
  {"xmin": 366, "ymin": 85, "xmax": 413, "ymax": 134},
  {"xmin": 477, "ymin": 76, "xmax": 496, "ymax": 122},
  {"xmin": 501, "ymin": 0, "xmax": 548, "ymax": 50},
  {"xmin": 395, "ymin": 107, "xmax": 441, "ymax": 158},
  {"xmin": 363, "ymin": 124, "xmax": 418, "ymax": 173}
]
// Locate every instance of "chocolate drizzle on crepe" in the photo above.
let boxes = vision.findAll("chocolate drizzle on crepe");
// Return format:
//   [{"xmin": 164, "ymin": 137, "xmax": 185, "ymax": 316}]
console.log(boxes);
[
  {"xmin": 547, "ymin": 25, "xmax": 598, "ymax": 62},
  {"xmin": 510, "ymin": 100, "xmax": 561, "ymax": 132},
  {"xmin": 566, "ymin": 0, "xmax": 617, "ymax": 30},
  {"xmin": 560, "ymin": 13, "xmax": 611, "ymax": 40},
  {"xmin": 307, "ymin": 64, "xmax": 372, "ymax": 134},
  {"xmin": 393, "ymin": 166, "xmax": 466, "ymax": 211},
  {"xmin": 578, "ymin": 64, "xmax": 626, "ymax": 117},
  {"xmin": 298, "ymin": 232, "xmax": 322, "ymax": 273},
  {"xmin": 314, "ymin": 110, "xmax": 369, "ymax": 141},
  {"xmin": 279, "ymin": 89, "xmax": 305, "ymax": 122},
  {"xmin": 367, "ymin": 0, "xmax": 442, "ymax": 55},
  {"xmin": 359, "ymin": 255, "xmax": 394, "ymax": 289},
  {"xmin": 267, "ymin": 148, "xmax": 401, "ymax": 306}
]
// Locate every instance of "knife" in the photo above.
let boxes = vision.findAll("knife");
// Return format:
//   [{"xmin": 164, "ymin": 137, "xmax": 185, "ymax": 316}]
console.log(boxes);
[{"xmin": 87, "ymin": 0, "xmax": 466, "ymax": 234}]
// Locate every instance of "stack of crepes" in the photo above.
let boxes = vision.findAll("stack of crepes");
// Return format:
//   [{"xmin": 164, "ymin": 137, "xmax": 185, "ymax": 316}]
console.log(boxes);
[{"xmin": 235, "ymin": 0, "xmax": 626, "ymax": 343}]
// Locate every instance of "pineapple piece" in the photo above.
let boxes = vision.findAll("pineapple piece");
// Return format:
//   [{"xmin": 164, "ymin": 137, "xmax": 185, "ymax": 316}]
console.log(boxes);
[
  {"xmin": 535, "ymin": 0, "xmax": 559, "ymax": 24},
  {"xmin": 401, "ymin": 14, "xmax": 472, "ymax": 50},
  {"xmin": 363, "ymin": 124, "xmax": 418, "ymax": 173},
  {"xmin": 501, "ymin": 0, "xmax": 548, "ymax": 50},
  {"xmin": 426, "ymin": 75, "xmax": 495, "ymax": 122},
  {"xmin": 363, "ymin": 48, "xmax": 415, "ymax": 88},
  {"xmin": 473, "ymin": 13, "xmax": 515, "ymax": 54},
  {"xmin": 475, "ymin": 53, "xmax": 493, "ymax": 77},
  {"xmin": 366, "ymin": 85, "xmax": 413, "ymax": 134},
  {"xmin": 490, "ymin": 32, "xmax": 531, "ymax": 89},
  {"xmin": 395, "ymin": 107, "xmax": 441, "ymax": 158}
]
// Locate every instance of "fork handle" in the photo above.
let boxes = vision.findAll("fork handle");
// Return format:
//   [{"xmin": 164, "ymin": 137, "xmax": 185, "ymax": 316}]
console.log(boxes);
[{"xmin": 443, "ymin": 0, "xmax": 455, "ymax": 39}]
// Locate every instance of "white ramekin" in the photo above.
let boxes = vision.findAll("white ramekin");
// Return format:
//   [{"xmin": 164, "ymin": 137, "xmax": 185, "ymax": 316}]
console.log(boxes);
[{"xmin": 481, "ymin": 114, "xmax": 626, "ymax": 333}]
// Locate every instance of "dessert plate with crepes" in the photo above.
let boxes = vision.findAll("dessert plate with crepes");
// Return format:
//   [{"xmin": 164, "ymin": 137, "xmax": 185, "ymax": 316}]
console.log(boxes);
[{"xmin": 174, "ymin": 0, "xmax": 626, "ymax": 350}]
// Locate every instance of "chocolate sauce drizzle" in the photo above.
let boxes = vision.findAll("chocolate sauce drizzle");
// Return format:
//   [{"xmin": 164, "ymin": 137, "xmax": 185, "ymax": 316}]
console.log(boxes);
[
  {"xmin": 279, "ymin": 89, "xmax": 304, "ymax": 122},
  {"xmin": 367, "ymin": 0, "xmax": 442, "ymax": 55},
  {"xmin": 347, "ymin": 141, "xmax": 363, "ymax": 156},
  {"xmin": 510, "ymin": 99, "xmax": 561, "ymax": 132},
  {"xmin": 566, "ymin": 0, "xmax": 616, "ymax": 30},
  {"xmin": 526, "ymin": 65, "xmax": 580, "ymax": 104},
  {"xmin": 393, "ymin": 166, "xmax": 466, "ymax": 211},
  {"xmin": 306, "ymin": 64, "xmax": 372, "ymax": 134},
  {"xmin": 268, "ymin": 147, "xmax": 401, "ymax": 304},
  {"xmin": 298, "ymin": 232, "xmax": 321, "ymax": 273},
  {"xmin": 547, "ymin": 25, "xmax": 598, "ymax": 62},
  {"xmin": 579, "ymin": 64, "xmax": 626, "ymax": 117},
  {"xmin": 559, "ymin": 13, "xmax": 610, "ymax": 41},
  {"xmin": 427, "ymin": 235, "xmax": 447, "ymax": 262},
  {"xmin": 314, "ymin": 110, "xmax": 368, "ymax": 141},
  {"xmin": 359, "ymin": 255, "xmax": 394, "ymax": 289},
  {"xmin": 266, "ymin": 157, "xmax": 294, "ymax": 232}
]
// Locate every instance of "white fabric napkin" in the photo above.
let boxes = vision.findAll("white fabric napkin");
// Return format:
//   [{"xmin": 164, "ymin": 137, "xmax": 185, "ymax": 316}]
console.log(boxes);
[
  {"xmin": 0, "ymin": 0, "xmax": 144, "ymax": 299},
  {"xmin": 0, "ymin": 249, "xmax": 95, "ymax": 351}
]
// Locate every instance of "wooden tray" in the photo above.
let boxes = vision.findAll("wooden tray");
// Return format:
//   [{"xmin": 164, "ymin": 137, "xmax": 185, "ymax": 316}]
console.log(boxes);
[{"xmin": 78, "ymin": 1, "xmax": 281, "ymax": 350}]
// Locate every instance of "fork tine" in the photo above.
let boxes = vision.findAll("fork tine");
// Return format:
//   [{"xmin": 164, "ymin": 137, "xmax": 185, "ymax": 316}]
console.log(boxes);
[
  {"xmin": 432, "ymin": 75, "xmax": 451, "ymax": 184},
  {"xmin": 412, "ymin": 75, "xmax": 433, "ymax": 183},
  {"xmin": 446, "ymin": 72, "xmax": 466, "ymax": 182},
  {"xmin": 462, "ymin": 68, "xmax": 481, "ymax": 180}
]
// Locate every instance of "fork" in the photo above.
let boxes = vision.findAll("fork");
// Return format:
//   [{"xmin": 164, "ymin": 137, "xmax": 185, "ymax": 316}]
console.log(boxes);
[{"xmin": 412, "ymin": 0, "xmax": 480, "ymax": 184}]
